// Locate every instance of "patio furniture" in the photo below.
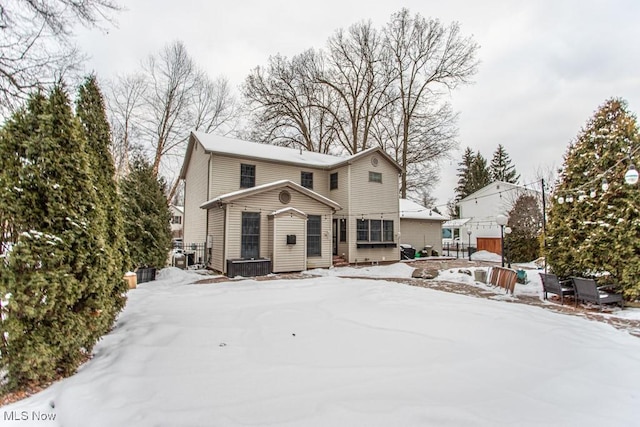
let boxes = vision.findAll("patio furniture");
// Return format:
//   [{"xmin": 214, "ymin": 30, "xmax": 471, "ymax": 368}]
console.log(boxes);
[
  {"xmin": 539, "ymin": 273, "xmax": 574, "ymax": 305},
  {"xmin": 570, "ymin": 277, "xmax": 624, "ymax": 310},
  {"xmin": 488, "ymin": 266, "xmax": 518, "ymax": 295}
]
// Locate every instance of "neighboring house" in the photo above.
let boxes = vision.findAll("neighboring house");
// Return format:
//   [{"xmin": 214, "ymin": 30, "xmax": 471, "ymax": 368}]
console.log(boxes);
[
  {"xmin": 399, "ymin": 199, "xmax": 447, "ymax": 255},
  {"xmin": 455, "ymin": 181, "xmax": 540, "ymax": 253},
  {"xmin": 179, "ymin": 132, "xmax": 403, "ymax": 274},
  {"xmin": 169, "ymin": 204, "xmax": 184, "ymax": 238}
]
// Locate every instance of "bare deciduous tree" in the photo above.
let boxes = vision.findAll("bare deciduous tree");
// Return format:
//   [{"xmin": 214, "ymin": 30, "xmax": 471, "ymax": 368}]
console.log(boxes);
[
  {"xmin": 192, "ymin": 75, "xmax": 237, "ymax": 135},
  {"xmin": 243, "ymin": 50, "xmax": 337, "ymax": 153},
  {"xmin": 106, "ymin": 41, "xmax": 237, "ymax": 202},
  {"xmin": 107, "ymin": 73, "xmax": 147, "ymax": 177},
  {"xmin": 317, "ymin": 21, "xmax": 395, "ymax": 154},
  {"xmin": 142, "ymin": 41, "xmax": 197, "ymax": 178},
  {"xmin": 0, "ymin": 0, "xmax": 120, "ymax": 112},
  {"xmin": 384, "ymin": 8, "xmax": 479, "ymax": 197},
  {"xmin": 241, "ymin": 8, "xmax": 478, "ymax": 203}
]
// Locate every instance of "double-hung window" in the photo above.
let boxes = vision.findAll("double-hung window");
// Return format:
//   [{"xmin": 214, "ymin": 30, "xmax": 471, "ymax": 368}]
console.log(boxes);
[
  {"xmin": 356, "ymin": 219, "xmax": 369, "ymax": 241},
  {"xmin": 240, "ymin": 164, "xmax": 255, "ymax": 188},
  {"xmin": 330, "ymin": 172, "xmax": 338, "ymax": 190},
  {"xmin": 301, "ymin": 171, "xmax": 313, "ymax": 189}
]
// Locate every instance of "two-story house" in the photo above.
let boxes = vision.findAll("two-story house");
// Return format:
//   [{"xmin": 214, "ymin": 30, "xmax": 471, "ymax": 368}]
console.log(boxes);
[
  {"xmin": 179, "ymin": 132, "xmax": 402, "ymax": 275},
  {"xmin": 169, "ymin": 204, "xmax": 184, "ymax": 239}
]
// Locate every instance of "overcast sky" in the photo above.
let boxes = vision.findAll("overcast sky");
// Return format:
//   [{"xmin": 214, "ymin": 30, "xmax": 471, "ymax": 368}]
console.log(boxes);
[{"xmin": 74, "ymin": 0, "xmax": 640, "ymax": 208}]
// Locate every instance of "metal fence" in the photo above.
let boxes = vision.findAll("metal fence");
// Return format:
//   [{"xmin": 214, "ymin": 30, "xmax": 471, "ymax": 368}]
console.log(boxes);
[
  {"xmin": 173, "ymin": 242, "xmax": 209, "ymax": 267},
  {"xmin": 442, "ymin": 242, "xmax": 477, "ymax": 259}
]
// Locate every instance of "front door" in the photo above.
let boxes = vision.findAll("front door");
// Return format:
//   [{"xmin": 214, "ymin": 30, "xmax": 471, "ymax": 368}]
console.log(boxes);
[{"xmin": 332, "ymin": 219, "xmax": 338, "ymax": 256}]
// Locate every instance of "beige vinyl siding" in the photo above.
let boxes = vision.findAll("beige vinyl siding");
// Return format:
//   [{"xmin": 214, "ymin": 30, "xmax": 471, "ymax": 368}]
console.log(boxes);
[
  {"xmin": 225, "ymin": 187, "xmax": 333, "ymax": 269},
  {"xmin": 327, "ymin": 165, "xmax": 351, "ymax": 257},
  {"xmin": 183, "ymin": 142, "xmax": 210, "ymax": 245},
  {"xmin": 271, "ymin": 215, "xmax": 306, "ymax": 273},
  {"xmin": 209, "ymin": 155, "xmax": 329, "ymax": 199},
  {"xmin": 208, "ymin": 207, "xmax": 226, "ymax": 272},
  {"xmin": 400, "ymin": 219, "xmax": 444, "ymax": 255},
  {"xmin": 347, "ymin": 153, "xmax": 401, "ymax": 263}
]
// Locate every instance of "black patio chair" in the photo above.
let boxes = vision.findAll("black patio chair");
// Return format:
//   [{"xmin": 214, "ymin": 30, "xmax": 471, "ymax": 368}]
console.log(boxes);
[
  {"xmin": 571, "ymin": 277, "xmax": 624, "ymax": 310},
  {"xmin": 539, "ymin": 272, "xmax": 575, "ymax": 305}
]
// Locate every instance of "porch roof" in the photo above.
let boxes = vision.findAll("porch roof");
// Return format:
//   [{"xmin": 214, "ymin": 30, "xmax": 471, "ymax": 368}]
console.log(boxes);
[{"xmin": 199, "ymin": 180, "xmax": 342, "ymax": 211}]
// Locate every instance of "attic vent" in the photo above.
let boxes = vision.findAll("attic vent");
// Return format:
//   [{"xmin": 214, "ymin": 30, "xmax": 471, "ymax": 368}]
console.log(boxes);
[
  {"xmin": 279, "ymin": 190, "xmax": 291, "ymax": 204},
  {"xmin": 371, "ymin": 156, "xmax": 379, "ymax": 167}
]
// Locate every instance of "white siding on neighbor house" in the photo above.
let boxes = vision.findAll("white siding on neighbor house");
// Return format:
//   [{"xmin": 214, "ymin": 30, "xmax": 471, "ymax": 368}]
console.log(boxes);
[
  {"xmin": 183, "ymin": 142, "xmax": 210, "ymax": 246},
  {"xmin": 345, "ymin": 153, "xmax": 400, "ymax": 263},
  {"xmin": 224, "ymin": 187, "xmax": 334, "ymax": 270},
  {"xmin": 400, "ymin": 219, "xmax": 444, "ymax": 255},
  {"xmin": 207, "ymin": 207, "xmax": 225, "ymax": 272},
  {"xmin": 209, "ymin": 155, "xmax": 329, "ymax": 200},
  {"xmin": 271, "ymin": 215, "xmax": 306, "ymax": 273},
  {"xmin": 458, "ymin": 182, "xmax": 540, "ymax": 243}
]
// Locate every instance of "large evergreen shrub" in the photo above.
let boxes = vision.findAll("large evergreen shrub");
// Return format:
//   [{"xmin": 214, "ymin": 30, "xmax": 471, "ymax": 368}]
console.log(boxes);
[
  {"xmin": 76, "ymin": 75, "xmax": 129, "ymax": 333},
  {"xmin": 0, "ymin": 80, "xmax": 130, "ymax": 392},
  {"xmin": 504, "ymin": 195, "xmax": 542, "ymax": 263},
  {"xmin": 0, "ymin": 87, "xmax": 103, "ymax": 390},
  {"xmin": 120, "ymin": 158, "xmax": 172, "ymax": 270},
  {"xmin": 546, "ymin": 98, "xmax": 640, "ymax": 299}
]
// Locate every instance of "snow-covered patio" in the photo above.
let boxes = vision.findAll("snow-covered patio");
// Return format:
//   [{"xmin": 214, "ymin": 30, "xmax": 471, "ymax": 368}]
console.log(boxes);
[{"xmin": 3, "ymin": 264, "xmax": 640, "ymax": 426}]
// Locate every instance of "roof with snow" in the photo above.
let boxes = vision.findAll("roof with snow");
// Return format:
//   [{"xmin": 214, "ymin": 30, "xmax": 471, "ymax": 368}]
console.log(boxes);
[
  {"xmin": 399, "ymin": 199, "xmax": 448, "ymax": 221},
  {"xmin": 199, "ymin": 180, "xmax": 342, "ymax": 211},
  {"xmin": 170, "ymin": 205, "xmax": 184, "ymax": 214},
  {"xmin": 270, "ymin": 207, "xmax": 307, "ymax": 218},
  {"xmin": 179, "ymin": 132, "xmax": 402, "ymax": 179},
  {"xmin": 459, "ymin": 181, "xmax": 541, "ymax": 203},
  {"xmin": 442, "ymin": 218, "xmax": 471, "ymax": 228}
]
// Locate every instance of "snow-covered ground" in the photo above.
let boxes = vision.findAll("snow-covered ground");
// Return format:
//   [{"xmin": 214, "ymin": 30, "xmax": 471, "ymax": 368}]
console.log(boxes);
[{"xmin": 3, "ymin": 265, "xmax": 640, "ymax": 426}]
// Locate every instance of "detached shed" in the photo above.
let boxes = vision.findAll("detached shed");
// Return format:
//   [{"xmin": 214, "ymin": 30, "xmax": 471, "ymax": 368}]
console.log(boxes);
[{"xmin": 399, "ymin": 199, "xmax": 447, "ymax": 255}]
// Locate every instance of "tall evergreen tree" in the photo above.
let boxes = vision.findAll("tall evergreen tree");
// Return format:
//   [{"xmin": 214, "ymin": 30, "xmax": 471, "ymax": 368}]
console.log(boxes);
[
  {"xmin": 490, "ymin": 144, "xmax": 520, "ymax": 183},
  {"xmin": 468, "ymin": 151, "xmax": 491, "ymax": 193},
  {"xmin": 0, "ymin": 85, "xmax": 105, "ymax": 390},
  {"xmin": 76, "ymin": 75, "xmax": 128, "ymax": 335},
  {"xmin": 121, "ymin": 157, "xmax": 172, "ymax": 270},
  {"xmin": 546, "ymin": 98, "xmax": 640, "ymax": 299},
  {"xmin": 455, "ymin": 147, "xmax": 475, "ymax": 201}
]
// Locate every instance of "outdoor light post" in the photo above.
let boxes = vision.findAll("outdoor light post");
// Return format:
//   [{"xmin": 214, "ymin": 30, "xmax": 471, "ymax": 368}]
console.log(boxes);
[
  {"xmin": 496, "ymin": 214, "xmax": 508, "ymax": 268},
  {"xmin": 504, "ymin": 226, "xmax": 512, "ymax": 268},
  {"xmin": 467, "ymin": 229, "xmax": 472, "ymax": 261}
]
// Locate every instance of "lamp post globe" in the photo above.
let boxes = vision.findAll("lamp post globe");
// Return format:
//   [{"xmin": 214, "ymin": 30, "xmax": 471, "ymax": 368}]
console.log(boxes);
[{"xmin": 625, "ymin": 165, "xmax": 639, "ymax": 185}]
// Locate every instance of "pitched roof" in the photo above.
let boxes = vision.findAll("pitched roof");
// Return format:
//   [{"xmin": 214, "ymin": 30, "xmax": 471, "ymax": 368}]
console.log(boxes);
[
  {"xmin": 179, "ymin": 132, "xmax": 402, "ymax": 179},
  {"xmin": 399, "ymin": 199, "xmax": 448, "ymax": 221},
  {"xmin": 459, "ymin": 181, "xmax": 540, "ymax": 203},
  {"xmin": 199, "ymin": 180, "xmax": 342, "ymax": 211}
]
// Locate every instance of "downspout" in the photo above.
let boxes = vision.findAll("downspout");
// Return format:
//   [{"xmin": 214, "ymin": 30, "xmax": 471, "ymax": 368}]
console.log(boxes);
[
  {"xmin": 347, "ymin": 164, "xmax": 352, "ymax": 262},
  {"xmin": 205, "ymin": 154, "xmax": 211, "ymax": 246}
]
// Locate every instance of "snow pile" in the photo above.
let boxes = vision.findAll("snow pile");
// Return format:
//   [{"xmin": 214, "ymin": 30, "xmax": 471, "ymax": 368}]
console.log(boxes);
[
  {"xmin": 470, "ymin": 250, "xmax": 502, "ymax": 262},
  {"xmin": 304, "ymin": 262, "xmax": 415, "ymax": 278},
  {"xmin": 4, "ymin": 275, "xmax": 640, "ymax": 426},
  {"xmin": 151, "ymin": 266, "xmax": 207, "ymax": 287},
  {"xmin": 434, "ymin": 268, "xmax": 479, "ymax": 285}
]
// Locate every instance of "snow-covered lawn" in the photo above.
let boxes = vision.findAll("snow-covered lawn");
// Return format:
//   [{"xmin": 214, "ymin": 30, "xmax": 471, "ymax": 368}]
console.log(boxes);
[{"xmin": 3, "ymin": 266, "xmax": 640, "ymax": 426}]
